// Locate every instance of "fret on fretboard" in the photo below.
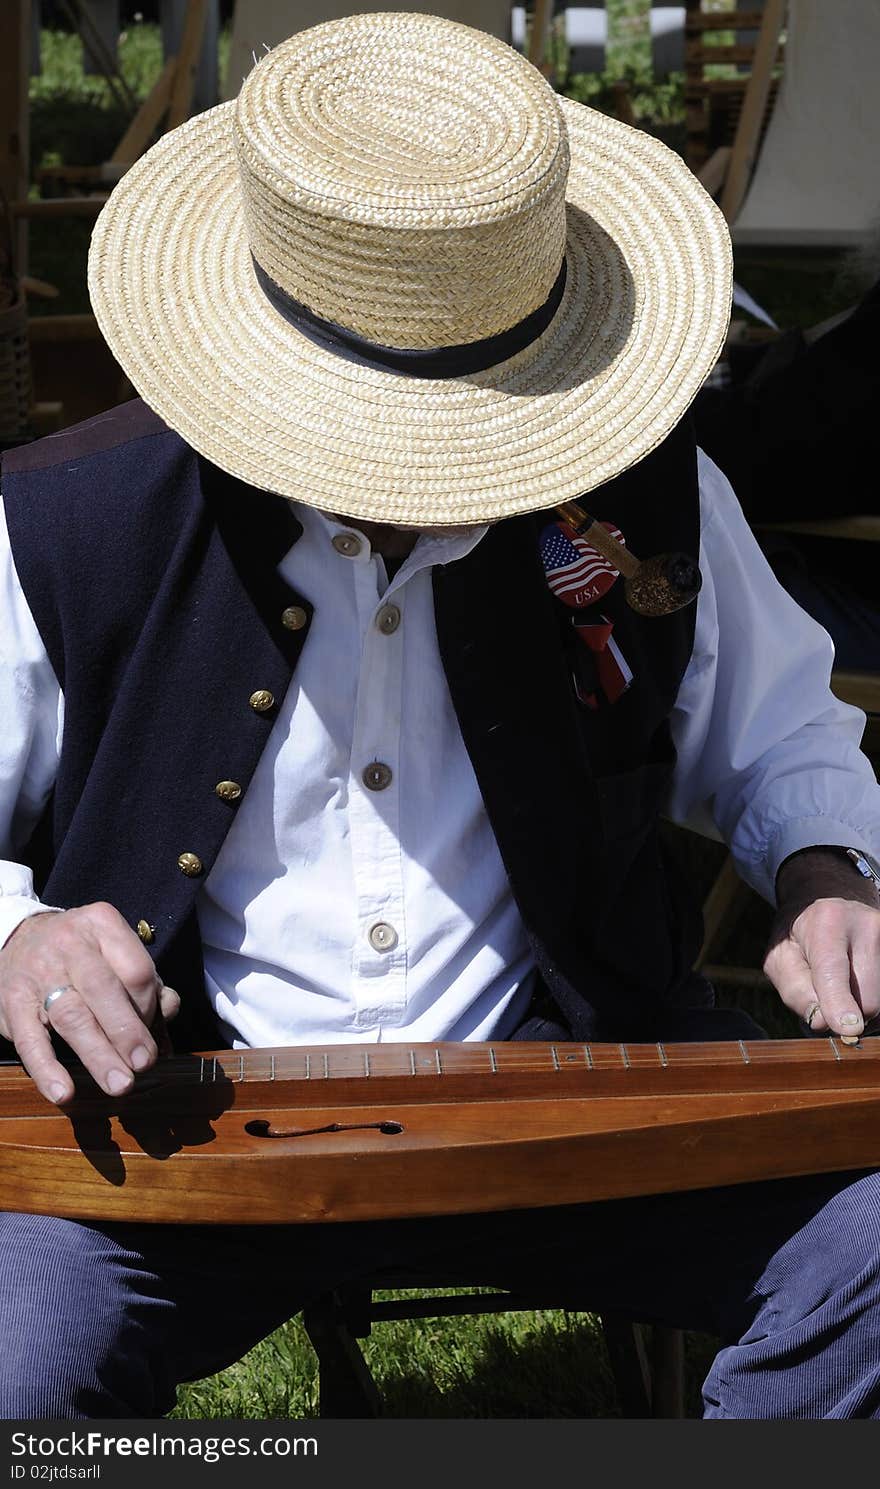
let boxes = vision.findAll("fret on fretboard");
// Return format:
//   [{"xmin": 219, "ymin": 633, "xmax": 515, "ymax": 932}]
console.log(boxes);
[{"xmin": 142, "ymin": 1036, "xmax": 880, "ymax": 1088}]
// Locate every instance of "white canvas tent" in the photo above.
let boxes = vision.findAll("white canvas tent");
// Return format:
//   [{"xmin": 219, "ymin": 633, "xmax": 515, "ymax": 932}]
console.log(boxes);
[{"xmin": 733, "ymin": 0, "xmax": 880, "ymax": 248}]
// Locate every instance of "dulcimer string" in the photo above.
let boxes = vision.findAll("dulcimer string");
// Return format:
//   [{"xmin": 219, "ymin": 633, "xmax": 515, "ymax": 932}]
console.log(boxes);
[{"xmin": 1, "ymin": 1035, "xmax": 879, "ymax": 1108}]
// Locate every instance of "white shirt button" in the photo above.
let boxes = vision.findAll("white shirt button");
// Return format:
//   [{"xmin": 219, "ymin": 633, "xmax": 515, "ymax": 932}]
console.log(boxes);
[
  {"xmin": 376, "ymin": 603, "xmax": 401, "ymax": 635},
  {"xmin": 362, "ymin": 762, "xmax": 393, "ymax": 791},
  {"xmin": 332, "ymin": 532, "xmax": 362, "ymax": 558},
  {"xmin": 368, "ymin": 922, "xmax": 398, "ymax": 952}
]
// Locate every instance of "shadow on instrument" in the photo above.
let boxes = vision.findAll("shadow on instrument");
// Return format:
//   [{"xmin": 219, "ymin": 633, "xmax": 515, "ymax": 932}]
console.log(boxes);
[
  {"xmin": 70, "ymin": 1106, "xmax": 227, "ymax": 1185},
  {"xmin": 2, "ymin": 1052, "xmax": 235, "ymax": 1189}
]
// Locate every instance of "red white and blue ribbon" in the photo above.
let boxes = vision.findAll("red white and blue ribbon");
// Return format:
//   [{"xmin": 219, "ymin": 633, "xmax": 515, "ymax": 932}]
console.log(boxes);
[{"xmin": 571, "ymin": 615, "xmax": 633, "ymax": 709}]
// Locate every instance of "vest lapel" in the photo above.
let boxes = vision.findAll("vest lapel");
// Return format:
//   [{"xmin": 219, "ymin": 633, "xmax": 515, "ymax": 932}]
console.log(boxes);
[{"xmin": 433, "ymin": 515, "xmax": 604, "ymax": 939}]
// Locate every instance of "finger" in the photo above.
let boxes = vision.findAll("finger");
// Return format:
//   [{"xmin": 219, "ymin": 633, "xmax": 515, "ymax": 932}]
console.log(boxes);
[
  {"xmin": 39, "ymin": 971, "xmax": 151, "ymax": 1096},
  {"xmin": 82, "ymin": 908, "xmax": 179, "ymax": 1060},
  {"xmin": 159, "ymin": 985, "xmax": 180, "ymax": 1021},
  {"xmin": 151, "ymin": 986, "xmax": 181, "ymax": 1054},
  {"xmin": 82, "ymin": 903, "xmax": 164, "ymax": 1019},
  {"xmin": 6, "ymin": 990, "xmax": 79, "ymax": 1104},
  {"xmin": 849, "ymin": 947, "xmax": 880, "ymax": 1028},
  {"xmin": 763, "ymin": 939, "xmax": 830, "ymax": 1032},
  {"xmin": 63, "ymin": 946, "xmax": 160, "ymax": 1073},
  {"xmin": 796, "ymin": 939, "xmax": 863, "ymax": 1042},
  {"xmin": 801, "ymin": 1000, "xmax": 828, "ymax": 1034}
]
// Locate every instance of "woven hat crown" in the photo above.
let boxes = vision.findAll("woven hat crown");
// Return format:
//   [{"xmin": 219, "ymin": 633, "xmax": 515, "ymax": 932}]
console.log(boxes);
[{"xmin": 233, "ymin": 12, "xmax": 570, "ymax": 350}]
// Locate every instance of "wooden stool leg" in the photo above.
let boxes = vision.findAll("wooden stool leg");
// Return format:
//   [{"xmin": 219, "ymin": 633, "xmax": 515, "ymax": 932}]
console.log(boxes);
[
  {"xmin": 302, "ymin": 1289, "xmax": 382, "ymax": 1418},
  {"xmin": 600, "ymin": 1316, "xmax": 687, "ymax": 1418},
  {"xmin": 599, "ymin": 1314, "xmax": 652, "ymax": 1417},
  {"xmin": 650, "ymin": 1326, "xmax": 686, "ymax": 1418}
]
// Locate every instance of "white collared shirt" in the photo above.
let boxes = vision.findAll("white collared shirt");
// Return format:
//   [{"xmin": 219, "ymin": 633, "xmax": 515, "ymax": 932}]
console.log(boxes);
[
  {"xmin": 0, "ymin": 451, "xmax": 878, "ymax": 1045},
  {"xmin": 196, "ymin": 504, "xmax": 535, "ymax": 1045}
]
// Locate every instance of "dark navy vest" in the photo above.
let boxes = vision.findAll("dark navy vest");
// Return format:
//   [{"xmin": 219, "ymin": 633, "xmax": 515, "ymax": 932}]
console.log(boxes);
[{"xmin": 2, "ymin": 399, "xmax": 719, "ymax": 1049}]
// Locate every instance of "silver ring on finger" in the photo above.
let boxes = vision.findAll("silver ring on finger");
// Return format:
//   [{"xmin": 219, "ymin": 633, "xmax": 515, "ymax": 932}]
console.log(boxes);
[
  {"xmin": 805, "ymin": 1001, "xmax": 822, "ymax": 1029},
  {"xmin": 43, "ymin": 984, "xmax": 75, "ymax": 1014}
]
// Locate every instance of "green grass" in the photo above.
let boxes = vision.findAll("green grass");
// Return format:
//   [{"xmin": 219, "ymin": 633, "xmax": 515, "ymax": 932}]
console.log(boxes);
[
  {"xmin": 172, "ymin": 1298, "xmax": 624, "ymax": 1420},
  {"xmin": 730, "ymin": 249, "xmax": 869, "ymax": 330},
  {"xmin": 170, "ymin": 1292, "xmax": 720, "ymax": 1420},
  {"xmin": 172, "ymin": 1315, "xmax": 321, "ymax": 1420}
]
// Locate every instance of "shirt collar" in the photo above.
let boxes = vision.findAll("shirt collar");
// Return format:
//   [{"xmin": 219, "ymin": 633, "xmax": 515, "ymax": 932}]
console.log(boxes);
[{"xmin": 288, "ymin": 501, "xmax": 489, "ymax": 581}]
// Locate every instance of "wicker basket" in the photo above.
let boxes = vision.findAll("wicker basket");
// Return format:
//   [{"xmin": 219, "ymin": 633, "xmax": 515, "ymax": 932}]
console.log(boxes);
[{"xmin": 0, "ymin": 292, "xmax": 32, "ymax": 448}]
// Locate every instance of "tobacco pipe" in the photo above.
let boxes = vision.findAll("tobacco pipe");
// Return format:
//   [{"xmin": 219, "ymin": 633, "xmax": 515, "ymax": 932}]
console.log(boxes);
[{"xmin": 555, "ymin": 501, "xmax": 702, "ymax": 617}]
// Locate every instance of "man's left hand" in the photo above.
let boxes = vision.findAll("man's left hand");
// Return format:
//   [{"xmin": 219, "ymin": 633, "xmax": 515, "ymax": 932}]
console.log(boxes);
[{"xmin": 764, "ymin": 847, "xmax": 880, "ymax": 1040}]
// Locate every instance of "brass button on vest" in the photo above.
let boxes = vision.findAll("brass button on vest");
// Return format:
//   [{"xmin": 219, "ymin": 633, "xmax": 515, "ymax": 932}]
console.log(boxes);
[
  {"xmin": 281, "ymin": 605, "xmax": 308, "ymax": 631},
  {"xmin": 376, "ymin": 603, "xmax": 401, "ymax": 635},
  {"xmin": 332, "ymin": 532, "xmax": 362, "ymax": 558},
  {"xmin": 362, "ymin": 762, "xmax": 393, "ymax": 792},
  {"xmin": 136, "ymin": 919, "xmax": 155, "ymax": 945},
  {"xmin": 249, "ymin": 689, "xmax": 275, "ymax": 712},
  {"xmin": 215, "ymin": 780, "xmax": 242, "ymax": 802},
  {"xmin": 177, "ymin": 852, "xmax": 204, "ymax": 877}
]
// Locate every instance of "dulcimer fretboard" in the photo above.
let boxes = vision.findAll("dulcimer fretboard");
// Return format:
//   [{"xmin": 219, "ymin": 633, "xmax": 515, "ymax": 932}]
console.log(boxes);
[{"xmin": 1, "ymin": 1037, "xmax": 879, "ymax": 1118}]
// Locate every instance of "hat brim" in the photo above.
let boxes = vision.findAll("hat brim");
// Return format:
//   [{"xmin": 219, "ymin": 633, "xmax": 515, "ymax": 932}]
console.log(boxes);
[{"xmin": 88, "ymin": 97, "xmax": 731, "ymax": 526}]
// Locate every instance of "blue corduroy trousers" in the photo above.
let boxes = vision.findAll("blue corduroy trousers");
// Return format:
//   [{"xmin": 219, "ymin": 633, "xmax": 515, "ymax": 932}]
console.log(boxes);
[{"xmin": 2, "ymin": 1167, "xmax": 880, "ymax": 1419}]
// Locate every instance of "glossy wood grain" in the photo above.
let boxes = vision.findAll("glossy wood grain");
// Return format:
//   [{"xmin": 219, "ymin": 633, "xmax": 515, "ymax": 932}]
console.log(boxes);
[{"xmin": 1, "ymin": 1039, "xmax": 879, "ymax": 1223}]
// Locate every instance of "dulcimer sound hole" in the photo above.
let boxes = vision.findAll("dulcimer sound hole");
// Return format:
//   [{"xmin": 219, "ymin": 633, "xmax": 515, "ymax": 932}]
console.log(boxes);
[{"xmin": 245, "ymin": 1119, "xmax": 405, "ymax": 1139}]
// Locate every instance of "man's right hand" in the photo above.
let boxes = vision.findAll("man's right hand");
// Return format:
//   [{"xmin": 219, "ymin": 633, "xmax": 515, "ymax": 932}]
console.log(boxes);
[{"xmin": 0, "ymin": 903, "xmax": 180, "ymax": 1105}]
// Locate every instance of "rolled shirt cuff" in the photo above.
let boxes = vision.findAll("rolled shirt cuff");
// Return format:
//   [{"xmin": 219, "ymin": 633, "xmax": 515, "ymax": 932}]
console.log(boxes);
[{"xmin": 0, "ymin": 894, "xmax": 62, "ymax": 950}]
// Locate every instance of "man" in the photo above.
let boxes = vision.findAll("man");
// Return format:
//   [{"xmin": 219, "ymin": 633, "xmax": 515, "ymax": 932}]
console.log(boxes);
[{"xmin": 1, "ymin": 14, "xmax": 880, "ymax": 1419}]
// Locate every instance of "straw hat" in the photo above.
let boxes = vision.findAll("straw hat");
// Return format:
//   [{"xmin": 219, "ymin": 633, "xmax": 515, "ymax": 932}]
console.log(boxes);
[{"xmin": 88, "ymin": 11, "xmax": 732, "ymax": 526}]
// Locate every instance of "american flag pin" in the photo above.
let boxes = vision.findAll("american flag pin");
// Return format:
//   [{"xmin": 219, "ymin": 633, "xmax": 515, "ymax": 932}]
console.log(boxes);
[{"xmin": 539, "ymin": 520, "xmax": 625, "ymax": 609}]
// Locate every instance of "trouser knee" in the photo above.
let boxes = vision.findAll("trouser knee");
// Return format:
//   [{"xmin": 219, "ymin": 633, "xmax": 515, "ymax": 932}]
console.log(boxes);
[
  {"xmin": 705, "ymin": 1171, "xmax": 880, "ymax": 1419},
  {"xmin": 0, "ymin": 1212, "xmax": 173, "ymax": 1419}
]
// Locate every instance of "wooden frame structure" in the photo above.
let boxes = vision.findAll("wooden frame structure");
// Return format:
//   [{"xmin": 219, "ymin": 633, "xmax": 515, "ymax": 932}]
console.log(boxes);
[
  {"xmin": 0, "ymin": 0, "xmax": 32, "ymax": 276},
  {"xmin": 685, "ymin": 0, "xmax": 788, "ymax": 224},
  {"xmin": 1, "ymin": 0, "xmax": 219, "ymax": 436}
]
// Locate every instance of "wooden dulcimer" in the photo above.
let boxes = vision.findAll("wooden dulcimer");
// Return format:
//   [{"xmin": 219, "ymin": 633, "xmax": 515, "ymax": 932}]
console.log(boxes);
[{"xmin": 1, "ymin": 1037, "xmax": 879, "ymax": 1224}]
